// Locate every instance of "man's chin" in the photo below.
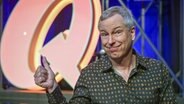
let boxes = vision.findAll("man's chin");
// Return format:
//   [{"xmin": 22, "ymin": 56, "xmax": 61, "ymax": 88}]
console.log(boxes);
[{"xmin": 109, "ymin": 53, "xmax": 120, "ymax": 59}]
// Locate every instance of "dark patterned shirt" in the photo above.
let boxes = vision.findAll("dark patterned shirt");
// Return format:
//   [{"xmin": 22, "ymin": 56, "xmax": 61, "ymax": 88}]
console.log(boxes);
[{"xmin": 47, "ymin": 54, "xmax": 176, "ymax": 104}]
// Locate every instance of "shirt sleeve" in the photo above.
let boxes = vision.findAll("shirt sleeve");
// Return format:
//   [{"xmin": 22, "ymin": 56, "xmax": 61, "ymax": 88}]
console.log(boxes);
[
  {"xmin": 46, "ymin": 86, "xmax": 68, "ymax": 104},
  {"xmin": 46, "ymin": 69, "xmax": 91, "ymax": 104},
  {"xmin": 159, "ymin": 62, "xmax": 177, "ymax": 104},
  {"xmin": 69, "ymin": 69, "xmax": 91, "ymax": 104}
]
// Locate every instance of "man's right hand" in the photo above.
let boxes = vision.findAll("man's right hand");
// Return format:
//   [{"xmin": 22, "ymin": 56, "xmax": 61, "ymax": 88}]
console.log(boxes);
[{"xmin": 34, "ymin": 56, "xmax": 58, "ymax": 93}]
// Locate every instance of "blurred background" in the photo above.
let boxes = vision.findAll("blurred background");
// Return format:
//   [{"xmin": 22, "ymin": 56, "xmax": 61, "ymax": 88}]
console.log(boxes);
[{"xmin": 0, "ymin": 0, "xmax": 184, "ymax": 104}]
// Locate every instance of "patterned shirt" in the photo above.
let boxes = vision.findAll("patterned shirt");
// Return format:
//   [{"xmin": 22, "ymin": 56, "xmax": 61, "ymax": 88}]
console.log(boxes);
[{"xmin": 47, "ymin": 53, "xmax": 176, "ymax": 104}]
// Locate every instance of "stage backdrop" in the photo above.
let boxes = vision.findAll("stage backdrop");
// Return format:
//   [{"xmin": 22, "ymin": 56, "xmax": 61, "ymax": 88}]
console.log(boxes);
[{"xmin": 0, "ymin": 0, "xmax": 179, "ymax": 92}]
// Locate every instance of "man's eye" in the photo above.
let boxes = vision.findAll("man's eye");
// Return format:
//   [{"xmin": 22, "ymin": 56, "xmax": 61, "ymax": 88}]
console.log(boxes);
[
  {"xmin": 115, "ymin": 30, "xmax": 121, "ymax": 34},
  {"xmin": 113, "ymin": 30, "xmax": 123, "ymax": 36},
  {"xmin": 101, "ymin": 33, "xmax": 108, "ymax": 36}
]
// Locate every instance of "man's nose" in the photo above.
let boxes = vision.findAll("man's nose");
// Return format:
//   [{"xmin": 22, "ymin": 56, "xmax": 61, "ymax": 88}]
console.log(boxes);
[{"xmin": 108, "ymin": 35, "xmax": 115, "ymax": 44}]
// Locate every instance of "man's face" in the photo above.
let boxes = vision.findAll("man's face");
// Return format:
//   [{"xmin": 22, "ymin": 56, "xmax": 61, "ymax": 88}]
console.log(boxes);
[{"xmin": 98, "ymin": 14, "xmax": 135, "ymax": 60}]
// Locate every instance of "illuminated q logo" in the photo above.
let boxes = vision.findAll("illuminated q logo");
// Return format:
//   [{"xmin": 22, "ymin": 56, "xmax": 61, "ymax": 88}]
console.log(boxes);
[{"xmin": 1, "ymin": 0, "xmax": 101, "ymax": 89}]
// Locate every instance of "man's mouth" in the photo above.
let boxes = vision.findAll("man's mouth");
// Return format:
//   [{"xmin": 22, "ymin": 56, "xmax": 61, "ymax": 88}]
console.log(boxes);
[{"xmin": 109, "ymin": 46, "xmax": 119, "ymax": 52}]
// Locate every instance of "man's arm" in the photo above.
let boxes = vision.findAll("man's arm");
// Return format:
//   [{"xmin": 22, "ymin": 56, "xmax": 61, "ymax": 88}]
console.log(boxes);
[
  {"xmin": 34, "ymin": 57, "xmax": 91, "ymax": 104},
  {"xmin": 159, "ymin": 63, "xmax": 177, "ymax": 104},
  {"xmin": 46, "ymin": 69, "xmax": 91, "ymax": 104}
]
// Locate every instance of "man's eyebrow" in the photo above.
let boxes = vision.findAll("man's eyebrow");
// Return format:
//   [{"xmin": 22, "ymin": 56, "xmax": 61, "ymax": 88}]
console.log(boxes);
[
  {"xmin": 112, "ymin": 26, "xmax": 122, "ymax": 30},
  {"xmin": 99, "ymin": 26, "xmax": 122, "ymax": 33}
]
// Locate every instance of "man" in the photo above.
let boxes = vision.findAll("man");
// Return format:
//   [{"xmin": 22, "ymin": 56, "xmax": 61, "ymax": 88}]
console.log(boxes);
[{"xmin": 34, "ymin": 6, "xmax": 176, "ymax": 104}]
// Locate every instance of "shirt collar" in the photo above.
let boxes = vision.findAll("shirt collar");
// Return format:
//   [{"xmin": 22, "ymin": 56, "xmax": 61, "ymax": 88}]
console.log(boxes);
[
  {"xmin": 135, "ymin": 53, "xmax": 148, "ymax": 70},
  {"xmin": 100, "ymin": 49, "xmax": 148, "ymax": 73}
]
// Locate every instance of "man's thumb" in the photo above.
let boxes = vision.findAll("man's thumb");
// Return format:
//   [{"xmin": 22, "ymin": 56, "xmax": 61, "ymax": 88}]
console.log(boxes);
[{"xmin": 42, "ymin": 56, "xmax": 50, "ymax": 70}]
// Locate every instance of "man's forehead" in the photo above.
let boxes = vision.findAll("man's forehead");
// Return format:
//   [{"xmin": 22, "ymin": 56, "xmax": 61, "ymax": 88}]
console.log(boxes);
[{"xmin": 98, "ymin": 17, "xmax": 125, "ymax": 31}]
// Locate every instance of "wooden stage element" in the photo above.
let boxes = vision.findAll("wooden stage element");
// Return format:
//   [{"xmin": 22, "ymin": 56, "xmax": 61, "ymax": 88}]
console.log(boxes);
[
  {"xmin": 0, "ymin": 89, "xmax": 72, "ymax": 104},
  {"xmin": 0, "ymin": 89, "xmax": 184, "ymax": 104}
]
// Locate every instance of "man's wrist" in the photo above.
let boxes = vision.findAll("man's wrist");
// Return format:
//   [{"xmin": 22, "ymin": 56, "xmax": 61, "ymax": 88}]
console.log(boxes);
[{"xmin": 47, "ymin": 81, "xmax": 58, "ymax": 93}]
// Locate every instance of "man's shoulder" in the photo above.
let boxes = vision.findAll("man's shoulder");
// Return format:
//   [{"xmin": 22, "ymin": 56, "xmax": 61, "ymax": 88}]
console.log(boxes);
[
  {"xmin": 138, "ymin": 55, "xmax": 162, "ymax": 68},
  {"xmin": 138, "ymin": 55, "xmax": 170, "ymax": 79},
  {"xmin": 141, "ymin": 56, "xmax": 161, "ymax": 63}
]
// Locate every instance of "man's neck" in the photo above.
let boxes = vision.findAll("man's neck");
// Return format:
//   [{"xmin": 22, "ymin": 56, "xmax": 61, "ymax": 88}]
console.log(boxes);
[
  {"xmin": 110, "ymin": 50, "xmax": 135, "ymax": 71},
  {"xmin": 110, "ymin": 50, "xmax": 136, "ymax": 82}
]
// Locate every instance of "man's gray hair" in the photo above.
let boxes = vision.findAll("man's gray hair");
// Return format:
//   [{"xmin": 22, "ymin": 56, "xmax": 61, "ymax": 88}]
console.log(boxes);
[{"xmin": 99, "ymin": 6, "xmax": 135, "ymax": 29}]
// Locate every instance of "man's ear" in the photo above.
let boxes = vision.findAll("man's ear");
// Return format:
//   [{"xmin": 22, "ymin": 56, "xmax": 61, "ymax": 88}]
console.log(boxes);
[{"xmin": 130, "ymin": 26, "xmax": 135, "ymax": 40}]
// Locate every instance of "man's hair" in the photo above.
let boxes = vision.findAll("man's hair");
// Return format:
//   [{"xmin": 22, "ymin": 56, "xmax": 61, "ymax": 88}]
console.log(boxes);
[{"xmin": 99, "ymin": 6, "xmax": 135, "ymax": 29}]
